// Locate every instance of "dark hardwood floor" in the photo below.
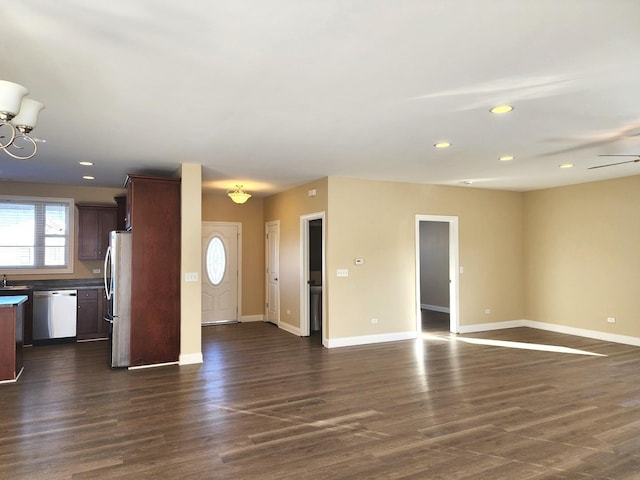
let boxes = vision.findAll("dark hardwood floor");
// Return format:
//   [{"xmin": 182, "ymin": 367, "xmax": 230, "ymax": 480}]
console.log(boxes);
[
  {"xmin": 2, "ymin": 322, "xmax": 640, "ymax": 479},
  {"xmin": 421, "ymin": 308, "xmax": 450, "ymax": 332}
]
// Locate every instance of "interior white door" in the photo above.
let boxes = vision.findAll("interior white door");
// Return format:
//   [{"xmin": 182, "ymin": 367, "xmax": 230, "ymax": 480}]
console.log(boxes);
[
  {"xmin": 266, "ymin": 221, "xmax": 279, "ymax": 324},
  {"xmin": 202, "ymin": 222, "xmax": 239, "ymax": 324}
]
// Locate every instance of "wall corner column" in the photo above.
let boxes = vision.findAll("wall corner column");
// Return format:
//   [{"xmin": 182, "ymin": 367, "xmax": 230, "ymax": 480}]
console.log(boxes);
[{"xmin": 179, "ymin": 163, "xmax": 203, "ymax": 365}]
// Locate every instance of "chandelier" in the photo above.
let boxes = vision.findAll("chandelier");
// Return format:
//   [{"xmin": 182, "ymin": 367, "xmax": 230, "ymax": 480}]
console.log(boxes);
[
  {"xmin": 227, "ymin": 185, "xmax": 252, "ymax": 204},
  {"xmin": 0, "ymin": 80, "xmax": 45, "ymax": 160}
]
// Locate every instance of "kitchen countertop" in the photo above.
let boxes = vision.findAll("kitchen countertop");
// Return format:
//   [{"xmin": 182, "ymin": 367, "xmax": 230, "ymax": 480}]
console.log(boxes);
[
  {"xmin": 0, "ymin": 295, "xmax": 28, "ymax": 307},
  {"xmin": 4, "ymin": 279, "xmax": 105, "ymax": 291}
]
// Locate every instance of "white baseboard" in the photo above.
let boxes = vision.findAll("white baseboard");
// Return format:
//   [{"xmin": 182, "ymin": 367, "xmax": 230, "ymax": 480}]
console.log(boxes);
[
  {"xmin": 278, "ymin": 321, "xmax": 300, "ymax": 336},
  {"xmin": 458, "ymin": 320, "xmax": 526, "ymax": 334},
  {"xmin": 240, "ymin": 314, "xmax": 264, "ymax": 322},
  {"xmin": 128, "ymin": 361, "xmax": 179, "ymax": 370},
  {"xmin": 458, "ymin": 319, "xmax": 640, "ymax": 348},
  {"xmin": 421, "ymin": 304, "xmax": 450, "ymax": 313},
  {"xmin": 179, "ymin": 352, "xmax": 204, "ymax": 365},
  {"xmin": 524, "ymin": 320, "xmax": 640, "ymax": 347},
  {"xmin": 327, "ymin": 331, "xmax": 417, "ymax": 348}
]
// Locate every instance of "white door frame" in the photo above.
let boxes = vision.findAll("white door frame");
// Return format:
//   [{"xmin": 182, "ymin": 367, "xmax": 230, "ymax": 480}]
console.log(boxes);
[
  {"xmin": 265, "ymin": 220, "xmax": 280, "ymax": 326},
  {"xmin": 202, "ymin": 221, "xmax": 242, "ymax": 323},
  {"xmin": 415, "ymin": 215, "xmax": 459, "ymax": 333},
  {"xmin": 300, "ymin": 211, "xmax": 326, "ymax": 342}
]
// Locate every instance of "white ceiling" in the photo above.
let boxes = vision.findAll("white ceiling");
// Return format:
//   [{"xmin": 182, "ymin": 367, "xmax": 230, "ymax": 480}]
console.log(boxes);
[{"xmin": 2, "ymin": 0, "xmax": 640, "ymax": 196}]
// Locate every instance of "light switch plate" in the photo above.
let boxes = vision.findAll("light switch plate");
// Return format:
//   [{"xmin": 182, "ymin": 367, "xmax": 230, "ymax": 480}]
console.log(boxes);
[
  {"xmin": 185, "ymin": 272, "xmax": 199, "ymax": 282},
  {"xmin": 336, "ymin": 269, "xmax": 349, "ymax": 277}
]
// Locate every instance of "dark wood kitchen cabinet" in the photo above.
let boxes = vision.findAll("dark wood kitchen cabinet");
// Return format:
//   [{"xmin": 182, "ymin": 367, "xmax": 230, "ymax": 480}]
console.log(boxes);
[
  {"xmin": 0, "ymin": 297, "xmax": 26, "ymax": 382},
  {"xmin": 76, "ymin": 288, "xmax": 109, "ymax": 341},
  {"xmin": 114, "ymin": 195, "xmax": 127, "ymax": 231},
  {"xmin": 77, "ymin": 205, "xmax": 117, "ymax": 260},
  {"xmin": 126, "ymin": 174, "xmax": 181, "ymax": 367}
]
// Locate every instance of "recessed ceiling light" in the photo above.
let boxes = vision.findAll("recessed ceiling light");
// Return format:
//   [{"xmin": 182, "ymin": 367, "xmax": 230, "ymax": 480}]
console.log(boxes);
[
  {"xmin": 83, "ymin": 175, "xmax": 95, "ymax": 180},
  {"xmin": 490, "ymin": 105, "xmax": 513, "ymax": 114},
  {"xmin": 559, "ymin": 164, "xmax": 574, "ymax": 169},
  {"xmin": 499, "ymin": 155, "xmax": 514, "ymax": 161},
  {"xmin": 434, "ymin": 142, "xmax": 451, "ymax": 148},
  {"xmin": 79, "ymin": 161, "xmax": 93, "ymax": 166}
]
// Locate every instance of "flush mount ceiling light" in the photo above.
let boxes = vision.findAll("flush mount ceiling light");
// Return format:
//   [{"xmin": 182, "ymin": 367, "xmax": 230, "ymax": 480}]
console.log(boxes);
[
  {"xmin": 499, "ymin": 155, "xmax": 514, "ymax": 161},
  {"xmin": 83, "ymin": 175, "xmax": 95, "ymax": 180},
  {"xmin": 227, "ymin": 185, "xmax": 252, "ymax": 204},
  {"xmin": 490, "ymin": 105, "xmax": 513, "ymax": 114},
  {"xmin": 434, "ymin": 142, "xmax": 451, "ymax": 148},
  {"xmin": 559, "ymin": 163, "xmax": 574, "ymax": 169},
  {"xmin": 0, "ymin": 80, "xmax": 45, "ymax": 160},
  {"xmin": 79, "ymin": 161, "xmax": 94, "ymax": 166}
]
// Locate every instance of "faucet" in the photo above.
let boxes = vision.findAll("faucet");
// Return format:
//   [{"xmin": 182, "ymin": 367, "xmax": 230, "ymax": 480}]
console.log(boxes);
[{"xmin": 2, "ymin": 274, "xmax": 6, "ymax": 287}]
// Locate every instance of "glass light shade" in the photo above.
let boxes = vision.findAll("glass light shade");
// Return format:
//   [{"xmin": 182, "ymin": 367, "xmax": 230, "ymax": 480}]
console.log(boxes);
[
  {"xmin": 228, "ymin": 185, "xmax": 252, "ymax": 204},
  {"xmin": 228, "ymin": 190, "xmax": 251, "ymax": 204},
  {"xmin": 12, "ymin": 98, "xmax": 45, "ymax": 129},
  {"xmin": 0, "ymin": 80, "xmax": 29, "ymax": 117}
]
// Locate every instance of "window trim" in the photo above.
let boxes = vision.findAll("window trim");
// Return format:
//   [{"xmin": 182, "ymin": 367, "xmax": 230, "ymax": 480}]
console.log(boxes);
[{"xmin": 0, "ymin": 195, "xmax": 75, "ymax": 275}]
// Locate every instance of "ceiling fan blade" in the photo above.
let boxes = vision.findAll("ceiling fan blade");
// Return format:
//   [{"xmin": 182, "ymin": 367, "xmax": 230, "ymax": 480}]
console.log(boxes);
[
  {"xmin": 598, "ymin": 154, "xmax": 640, "ymax": 157},
  {"xmin": 588, "ymin": 159, "xmax": 640, "ymax": 169}
]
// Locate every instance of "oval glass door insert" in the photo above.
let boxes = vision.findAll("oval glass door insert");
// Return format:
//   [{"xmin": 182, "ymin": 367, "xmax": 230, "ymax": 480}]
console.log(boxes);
[{"xmin": 206, "ymin": 236, "xmax": 226, "ymax": 285}]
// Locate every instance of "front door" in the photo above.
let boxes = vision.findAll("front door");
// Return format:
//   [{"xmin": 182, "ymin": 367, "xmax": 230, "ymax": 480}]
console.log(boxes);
[
  {"xmin": 202, "ymin": 222, "xmax": 239, "ymax": 324},
  {"xmin": 266, "ymin": 221, "xmax": 279, "ymax": 325}
]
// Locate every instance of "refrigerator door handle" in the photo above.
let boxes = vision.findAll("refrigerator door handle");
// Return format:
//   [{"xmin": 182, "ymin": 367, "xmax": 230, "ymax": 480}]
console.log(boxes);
[{"xmin": 104, "ymin": 245, "xmax": 112, "ymax": 300}]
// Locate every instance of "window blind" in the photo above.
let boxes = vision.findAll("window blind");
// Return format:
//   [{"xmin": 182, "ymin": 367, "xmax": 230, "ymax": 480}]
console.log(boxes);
[{"xmin": 0, "ymin": 196, "xmax": 73, "ymax": 270}]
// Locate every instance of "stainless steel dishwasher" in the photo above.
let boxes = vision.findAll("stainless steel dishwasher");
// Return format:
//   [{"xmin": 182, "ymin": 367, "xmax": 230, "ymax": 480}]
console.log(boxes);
[{"xmin": 32, "ymin": 290, "xmax": 78, "ymax": 344}]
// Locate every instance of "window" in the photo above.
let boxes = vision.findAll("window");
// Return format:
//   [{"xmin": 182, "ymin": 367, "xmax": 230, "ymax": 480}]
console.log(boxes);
[
  {"xmin": 0, "ymin": 196, "xmax": 74, "ymax": 274},
  {"xmin": 205, "ymin": 236, "xmax": 226, "ymax": 285}
]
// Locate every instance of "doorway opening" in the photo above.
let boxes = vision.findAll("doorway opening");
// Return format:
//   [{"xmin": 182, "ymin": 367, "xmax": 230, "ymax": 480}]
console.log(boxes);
[
  {"xmin": 300, "ymin": 212, "xmax": 325, "ymax": 343},
  {"xmin": 415, "ymin": 215, "xmax": 459, "ymax": 334}
]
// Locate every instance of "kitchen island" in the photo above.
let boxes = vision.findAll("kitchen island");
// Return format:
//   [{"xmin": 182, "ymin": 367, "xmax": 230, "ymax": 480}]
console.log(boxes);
[{"xmin": 0, "ymin": 295, "xmax": 27, "ymax": 383}]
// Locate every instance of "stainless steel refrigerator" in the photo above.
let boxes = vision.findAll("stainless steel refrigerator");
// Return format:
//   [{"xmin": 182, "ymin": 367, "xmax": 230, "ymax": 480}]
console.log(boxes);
[{"xmin": 103, "ymin": 230, "xmax": 132, "ymax": 368}]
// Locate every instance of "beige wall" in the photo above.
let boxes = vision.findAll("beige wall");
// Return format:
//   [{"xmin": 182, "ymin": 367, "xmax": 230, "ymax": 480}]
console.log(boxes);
[
  {"xmin": 0, "ymin": 181, "xmax": 126, "ymax": 281},
  {"xmin": 524, "ymin": 175, "xmax": 640, "ymax": 337},
  {"xmin": 202, "ymin": 191, "xmax": 265, "ymax": 317},
  {"xmin": 180, "ymin": 164, "xmax": 202, "ymax": 363},
  {"xmin": 263, "ymin": 178, "xmax": 329, "ymax": 330},
  {"xmin": 326, "ymin": 177, "xmax": 524, "ymax": 339}
]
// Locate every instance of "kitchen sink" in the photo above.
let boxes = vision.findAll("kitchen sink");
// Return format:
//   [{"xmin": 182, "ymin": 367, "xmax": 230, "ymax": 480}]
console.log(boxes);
[{"xmin": 0, "ymin": 285, "xmax": 31, "ymax": 291}]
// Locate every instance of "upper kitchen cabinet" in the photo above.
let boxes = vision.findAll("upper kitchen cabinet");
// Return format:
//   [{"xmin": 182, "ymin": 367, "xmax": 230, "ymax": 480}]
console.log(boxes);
[
  {"xmin": 125, "ymin": 174, "xmax": 181, "ymax": 367},
  {"xmin": 76, "ymin": 205, "xmax": 117, "ymax": 260},
  {"xmin": 114, "ymin": 195, "xmax": 127, "ymax": 231}
]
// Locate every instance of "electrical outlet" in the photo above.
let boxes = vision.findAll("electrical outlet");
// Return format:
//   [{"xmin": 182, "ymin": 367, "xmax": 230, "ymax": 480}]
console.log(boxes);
[
  {"xmin": 92, "ymin": 268, "xmax": 101, "ymax": 274},
  {"xmin": 371, "ymin": 318, "xmax": 378, "ymax": 324},
  {"xmin": 607, "ymin": 317, "xmax": 616, "ymax": 323},
  {"xmin": 484, "ymin": 309, "xmax": 491, "ymax": 315}
]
